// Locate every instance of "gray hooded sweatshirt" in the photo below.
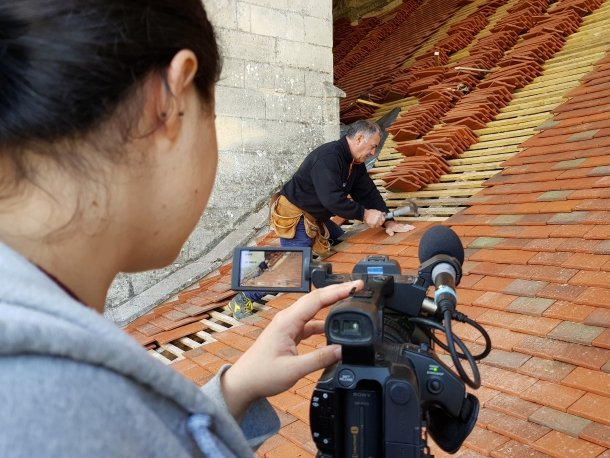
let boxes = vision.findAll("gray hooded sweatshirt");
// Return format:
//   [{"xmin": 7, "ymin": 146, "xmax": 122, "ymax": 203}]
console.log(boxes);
[{"xmin": 0, "ymin": 241, "xmax": 279, "ymax": 457}]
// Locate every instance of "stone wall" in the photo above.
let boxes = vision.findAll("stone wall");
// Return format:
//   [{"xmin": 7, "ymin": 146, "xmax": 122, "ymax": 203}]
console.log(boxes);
[{"xmin": 105, "ymin": 0, "xmax": 343, "ymax": 323}]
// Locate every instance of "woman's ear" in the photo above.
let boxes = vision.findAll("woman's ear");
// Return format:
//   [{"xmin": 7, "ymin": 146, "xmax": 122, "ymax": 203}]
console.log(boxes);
[{"xmin": 156, "ymin": 49, "xmax": 199, "ymax": 137}]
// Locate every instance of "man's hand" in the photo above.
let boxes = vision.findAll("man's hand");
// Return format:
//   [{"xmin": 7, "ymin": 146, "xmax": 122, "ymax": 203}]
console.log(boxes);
[
  {"xmin": 221, "ymin": 280, "xmax": 364, "ymax": 422},
  {"xmin": 363, "ymin": 208, "xmax": 385, "ymax": 227},
  {"xmin": 384, "ymin": 220, "xmax": 416, "ymax": 236}
]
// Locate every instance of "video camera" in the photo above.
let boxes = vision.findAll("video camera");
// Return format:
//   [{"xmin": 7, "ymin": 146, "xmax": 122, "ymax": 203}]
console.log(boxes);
[{"xmin": 231, "ymin": 226, "xmax": 491, "ymax": 458}]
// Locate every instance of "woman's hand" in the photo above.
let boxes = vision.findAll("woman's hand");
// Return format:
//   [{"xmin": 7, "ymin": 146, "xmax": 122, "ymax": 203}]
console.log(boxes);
[{"xmin": 221, "ymin": 279, "xmax": 364, "ymax": 421}]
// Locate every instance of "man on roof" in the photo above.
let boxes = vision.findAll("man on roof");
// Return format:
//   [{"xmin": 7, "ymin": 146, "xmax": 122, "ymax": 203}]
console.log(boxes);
[{"xmin": 228, "ymin": 119, "xmax": 415, "ymax": 319}]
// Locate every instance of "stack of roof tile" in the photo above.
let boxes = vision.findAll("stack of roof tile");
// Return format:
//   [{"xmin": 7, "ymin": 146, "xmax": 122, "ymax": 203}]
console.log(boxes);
[
  {"xmin": 360, "ymin": 0, "xmax": 511, "ymax": 104},
  {"xmin": 458, "ymin": 29, "xmax": 520, "ymax": 70},
  {"xmin": 334, "ymin": 0, "xmax": 425, "ymax": 82},
  {"xmin": 383, "ymin": 125, "xmax": 479, "ymax": 192},
  {"xmin": 337, "ymin": 0, "xmax": 470, "ymax": 123},
  {"xmin": 332, "ymin": 17, "xmax": 380, "ymax": 66},
  {"xmin": 332, "ymin": 18, "xmax": 354, "ymax": 45},
  {"xmin": 380, "ymin": 0, "xmax": 604, "ymax": 194}
]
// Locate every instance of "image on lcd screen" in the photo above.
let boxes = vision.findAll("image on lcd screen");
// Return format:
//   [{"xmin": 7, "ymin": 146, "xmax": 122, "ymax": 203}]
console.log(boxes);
[{"xmin": 239, "ymin": 250, "xmax": 303, "ymax": 289}]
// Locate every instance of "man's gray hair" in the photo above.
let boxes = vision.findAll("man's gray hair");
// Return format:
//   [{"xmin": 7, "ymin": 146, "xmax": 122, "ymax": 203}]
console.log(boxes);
[{"xmin": 345, "ymin": 119, "xmax": 382, "ymax": 141}]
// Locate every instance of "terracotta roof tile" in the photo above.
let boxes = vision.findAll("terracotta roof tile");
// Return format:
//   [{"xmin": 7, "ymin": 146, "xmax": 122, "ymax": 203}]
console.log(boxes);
[
  {"xmin": 120, "ymin": 1, "xmax": 610, "ymax": 455},
  {"xmin": 523, "ymin": 379, "xmax": 586, "ymax": 411},
  {"xmin": 279, "ymin": 419, "xmax": 318, "ymax": 456},
  {"xmin": 593, "ymin": 328, "xmax": 610, "ymax": 349},
  {"xmin": 543, "ymin": 300, "xmax": 596, "ymax": 322},
  {"xmin": 563, "ymin": 367, "xmax": 610, "ymax": 397},
  {"xmin": 262, "ymin": 440, "xmax": 314, "ymax": 458},
  {"xmin": 515, "ymin": 335, "xmax": 608, "ymax": 370},
  {"xmin": 568, "ymin": 392, "xmax": 610, "ymax": 425},
  {"xmin": 580, "ymin": 422, "xmax": 610, "ymax": 449},
  {"xmin": 530, "ymin": 407, "xmax": 593, "ymax": 437},
  {"xmin": 534, "ymin": 430, "xmax": 605, "ymax": 458},
  {"xmin": 480, "ymin": 407, "xmax": 552, "ymax": 443},
  {"xmin": 518, "ymin": 356, "xmax": 577, "ymax": 383},
  {"xmin": 482, "ymin": 348, "xmax": 531, "ymax": 370},
  {"xmin": 492, "ymin": 440, "xmax": 551, "ymax": 457},
  {"xmin": 464, "ymin": 426, "xmax": 511, "ymax": 455}
]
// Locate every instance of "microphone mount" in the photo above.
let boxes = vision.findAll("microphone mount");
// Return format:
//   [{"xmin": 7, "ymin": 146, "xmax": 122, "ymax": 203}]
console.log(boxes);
[{"xmin": 417, "ymin": 254, "xmax": 462, "ymax": 289}]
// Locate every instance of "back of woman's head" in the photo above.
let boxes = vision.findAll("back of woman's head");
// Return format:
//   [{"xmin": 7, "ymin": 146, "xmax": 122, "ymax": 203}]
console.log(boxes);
[{"xmin": 0, "ymin": 0, "xmax": 221, "ymax": 174}]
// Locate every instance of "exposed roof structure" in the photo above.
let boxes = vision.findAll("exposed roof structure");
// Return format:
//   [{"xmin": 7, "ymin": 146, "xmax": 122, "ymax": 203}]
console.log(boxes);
[{"xmin": 125, "ymin": 0, "xmax": 610, "ymax": 456}]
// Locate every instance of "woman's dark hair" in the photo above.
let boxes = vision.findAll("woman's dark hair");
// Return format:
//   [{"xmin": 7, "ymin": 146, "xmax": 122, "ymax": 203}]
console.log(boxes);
[{"xmin": 0, "ymin": 0, "xmax": 221, "ymax": 180}]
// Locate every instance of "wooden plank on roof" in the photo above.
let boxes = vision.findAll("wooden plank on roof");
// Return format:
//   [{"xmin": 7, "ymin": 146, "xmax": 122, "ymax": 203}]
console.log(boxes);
[
  {"xmin": 376, "ymin": 215, "xmax": 447, "ymax": 222},
  {"xmin": 476, "ymin": 115, "xmax": 550, "ymax": 134},
  {"xmin": 495, "ymin": 104, "xmax": 558, "ymax": 120},
  {"xmin": 469, "ymin": 135, "xmax": 530, "ymax": 150},
  {"xmin": 514, "ymin": 83, "xmax": 579, "ymax": 100},
  {"xmin": 475, "ymin": 127, "xmax": 536, "ymax": 141},
  {"xmin": 209, "ymin": 310, "xmax": 241, "ymax": 327},
  {"xmin": 537, "ymin": 66, "xmax": 598, "ymax": 84},
  {"xmin": 386, "ymin": 188, "xmax": 480, "ymax": 199},
  {"xmin": 449, "ymin": 162, "xmax": 504, "ymax": 173},
  {"xmin": 440, "ymin": 170, "xmax": 497, "ymax": 181},
  {"xmin": 449, "ymin": 153, "xmax": 513, "ymax": 166},
  {"xmin": 500, "ymin": 98, "xmax": 563, "ymax": 113},
  {"xmin": 417, "ymin": 207, "xmax": 465, "ymax": 216},
  {"xmin": 148, "ymin": 349, "xmax": 173, "ymax": 364},
  {"xmin": 460, "ymin": 145, "xmax": 519, "ymax": 157},
  {"xmin": 375, "ymin": 156, "xmax": 402, "ymax": 164},
  {"xmin": 386, "ymin": 197, "xmax": 471, "ymax": 207},
  {"xmin": 562, "ymin": 32, "xmax": 610, "ymax": 48},
  {"xmin": 159, "ymin": 343, "xmax": 184, "ymax": 360},
  {"xmin": 426, "ymin": 180, "xmax": 485, "ymax": 190},
  {"xmin": 544, "ymin": 55, "xmax": 603, "ymax": 72},
  {"xmin": 200, "ymin": 318, "xmax": 228, "ymax": 333},
  {"xmin": 195, "ymin": 330, "xmax": 217, "ymax": 343},
  {"xmin": 179, "ymin": 337, "xmax": 201, "ymax": 349}
]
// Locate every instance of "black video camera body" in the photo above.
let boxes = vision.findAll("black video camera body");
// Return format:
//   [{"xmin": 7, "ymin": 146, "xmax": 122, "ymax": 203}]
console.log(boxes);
[
  {"xmin": 309, "ymin": 255, "xmax": 479, "ymax": 458},
  {"xmin": 230, "ymin": 226, "xmax": 490, "ymax": 458}
]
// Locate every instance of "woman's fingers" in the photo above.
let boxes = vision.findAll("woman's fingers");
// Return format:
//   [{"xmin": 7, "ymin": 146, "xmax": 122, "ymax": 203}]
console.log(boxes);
[
  {"xmin": 281, "ymin": 280, "xmax": 364, "ymax": 326},
  {"xmin": 281, "ymin": 345, "xmax": 342, "ymax": 382},
  {"xmin": 302, "ymin": 320, "xmax": 325, "ymax": 340}
]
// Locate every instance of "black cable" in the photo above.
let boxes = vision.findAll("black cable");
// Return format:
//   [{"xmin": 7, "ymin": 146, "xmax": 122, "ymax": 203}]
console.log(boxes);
[
  {"xmin": 452, "ymin": 311, "xmax": 492, "ymax": 360},
  {"xmin": 408, "ymin": 314, "xmax": 481, "ymax": 389},
  {"xmin": 424, "ymin": 311, "xmax": 491, "ymax": 361},
  {"xmin": 444, "ymin": 310, "xmax": 480, "ymax": 389}
]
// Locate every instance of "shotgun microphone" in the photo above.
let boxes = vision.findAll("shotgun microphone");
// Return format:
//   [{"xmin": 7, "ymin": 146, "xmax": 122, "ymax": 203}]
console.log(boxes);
[{"xmin": 418, "ymin": 225, "xmax": 464, "ymax": 313}]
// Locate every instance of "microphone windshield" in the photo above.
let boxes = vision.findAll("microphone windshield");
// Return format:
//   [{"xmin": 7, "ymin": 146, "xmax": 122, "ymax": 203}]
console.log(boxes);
[{"xmin": 418, "ymin": 225, "xmax": 464, "ymax": 265}]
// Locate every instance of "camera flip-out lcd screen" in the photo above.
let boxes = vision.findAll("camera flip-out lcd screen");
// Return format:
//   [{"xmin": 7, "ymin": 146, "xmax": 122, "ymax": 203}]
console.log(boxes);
[{"xmin": 231, "ymin": 246, "xmax": 311, "ymax": 293}]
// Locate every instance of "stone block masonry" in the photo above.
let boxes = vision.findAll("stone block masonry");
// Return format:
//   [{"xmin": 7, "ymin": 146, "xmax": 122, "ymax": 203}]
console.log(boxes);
[{"xmin": 106, "ymin": 0, "xmax": 343, "ymax": 323}]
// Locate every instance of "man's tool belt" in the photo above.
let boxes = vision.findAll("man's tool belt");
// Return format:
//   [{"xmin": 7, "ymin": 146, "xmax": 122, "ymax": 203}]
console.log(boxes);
[{"xmin": 269, "ymin": 193, "xmax": 330, "ymax": 255}]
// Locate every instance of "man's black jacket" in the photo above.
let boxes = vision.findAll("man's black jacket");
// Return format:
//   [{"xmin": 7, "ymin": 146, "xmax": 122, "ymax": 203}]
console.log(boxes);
[{"xmin": 281, "ymin": 136, "xmax": 388, "ymax": 222}]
